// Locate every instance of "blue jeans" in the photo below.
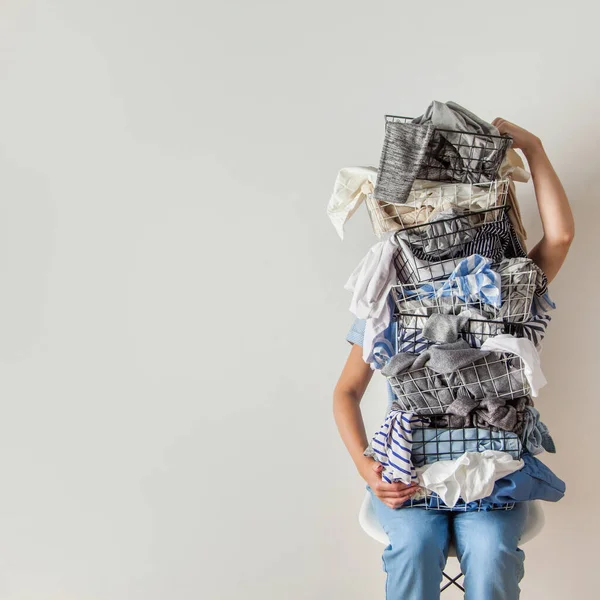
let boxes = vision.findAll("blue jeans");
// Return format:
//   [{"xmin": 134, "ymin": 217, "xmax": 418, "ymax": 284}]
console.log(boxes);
[{"xmin": 366, "ymin": 485, "xmax": 527, "ymax": 600}]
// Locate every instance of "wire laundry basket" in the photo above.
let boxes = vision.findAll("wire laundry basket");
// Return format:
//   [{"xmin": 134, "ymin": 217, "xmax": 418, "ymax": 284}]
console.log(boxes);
[
  {"xmin": 392, "ymin": 209, "xmax": 522, "ymax": 285},
  {"xmin": 404, "ymin": 492, "xmax": 516, "ymax": 511},
  {"xmin": 366, "ymin": 179, "xmax": 510, "ymax": 239},
  {"xmin": 391, "ymin": 265, "xmax": 539, "ymax": 323},
  {"xmin": 396, "ymin": 313, "xmax": 505, "ymax": 353},
  {"xmin": 410, "ymin": 425, "xmax": 523, "ymax": 467},
  {"xmin": 406, "ymin": 426, "xmax": 522, "ymax": 511},
  {"xmin": 386, "ymin": 352, "xmax": 530, "ymax": 415},
  {"xmin": 384, "ymin": 115, "xmax": 512, "ymax": 184}
]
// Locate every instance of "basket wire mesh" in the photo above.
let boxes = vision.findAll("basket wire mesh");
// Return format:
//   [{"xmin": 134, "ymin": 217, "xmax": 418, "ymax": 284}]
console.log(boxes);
[
  {"xmin": 391, "ymin": 266, "xmax": 538, "ymax": 323},
  {"xmin": 396, "ymin": 312, "xmax": 505, "ymax": 353},
  {"xmin": 366, "ymin": 179, "xmax": 509, "ymax": 238},
  {"xmin": 387, "ymin": 353, "xmax": 530, "ymax": 415},
  {"xmin": 404, "ymin": 425, "xmax": 523, "ymax": 511},
  {"xmin": 384, "ymin": 114, "xmax": 512, "ymax": 184},
  {"xmin": 366, "ymin": 111, "xmax": 534, "ymax": 515}
]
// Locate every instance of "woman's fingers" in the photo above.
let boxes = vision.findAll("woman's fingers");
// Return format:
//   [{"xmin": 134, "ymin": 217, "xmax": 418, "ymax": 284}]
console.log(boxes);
[
  {"xmin": 372, "ymin": 461, "xmax": 384, "ymax": 473},
  {"xmin": 382, "ymin": 490, "xmax": 422, "ymax": 508},
  {"xmin": 371, "ymin": 479, "xmax": 423, "ymax": 508},
  {"xmin": 374, "ymin": 480, "xmax": 419, "ymax": 495},
  {"xmin": 376, "ymin": 486, "xmax": 421, "ymax": 501},
  {"xmin": 494, "ymin": 119, "xmax": 512, "ymax": 135}
]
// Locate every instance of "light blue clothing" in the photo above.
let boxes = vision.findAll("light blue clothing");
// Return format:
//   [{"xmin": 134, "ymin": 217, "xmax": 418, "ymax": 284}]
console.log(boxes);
[
  {"xmin": 411, "ymin": 426, "xmax": 522, "ymax": 467},
  {"xmin": 485, "ymin": 453, "xmax": 565, "ymax": 503},
  {"xmin": 402, "ymin": 253, "xmax": 502, "ymax": 307},
  {"xmin": 367, "ymin": 483, "xmax": 527, "ymax": 600},
  {"xmin": 346, "ymin": 296, "xmax": 397, "ymax": 369},
  {"xmin": 520, "ymin": 406, "xmax": 556, "ymax": 455},
  {"xmin": 346, "ymin": 317, "xmax": 397, "ymax": 408}
]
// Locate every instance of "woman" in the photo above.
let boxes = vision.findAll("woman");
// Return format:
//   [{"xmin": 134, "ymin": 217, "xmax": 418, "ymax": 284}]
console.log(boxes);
[{"xmin": 332, "ymin": 118, "xmax": 574, "ymax": 600}]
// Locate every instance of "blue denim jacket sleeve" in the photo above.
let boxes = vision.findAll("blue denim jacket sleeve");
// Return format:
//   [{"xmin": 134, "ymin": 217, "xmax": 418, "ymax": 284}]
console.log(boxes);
[{"xmin": 346, "ymin": 318, "xmax": 366, "ymax": 347}]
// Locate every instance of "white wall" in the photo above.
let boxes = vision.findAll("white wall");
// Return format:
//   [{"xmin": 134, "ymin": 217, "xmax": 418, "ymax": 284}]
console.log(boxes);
[{"xmin": 0, "ymin": 1, "xmax": 598, "ymax": 599}]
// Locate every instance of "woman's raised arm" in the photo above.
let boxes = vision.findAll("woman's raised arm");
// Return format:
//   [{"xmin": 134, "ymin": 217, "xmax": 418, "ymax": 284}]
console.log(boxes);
[{"xmin": 493, "ymin": 118, "xmax": 575, "ymax": 283}]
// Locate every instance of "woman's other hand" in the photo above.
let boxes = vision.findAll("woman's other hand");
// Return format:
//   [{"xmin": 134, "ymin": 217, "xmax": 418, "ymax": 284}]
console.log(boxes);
[
  {"xmin": 492, "ymin": 117, "xmax": 542, "ymax": 155},
  {"xmin": 362, "ymin": 459, "xmax": 421, "ymax": 509}
]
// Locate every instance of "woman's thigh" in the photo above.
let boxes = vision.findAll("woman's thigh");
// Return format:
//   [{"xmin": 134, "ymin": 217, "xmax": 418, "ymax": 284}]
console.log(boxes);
[
  {"xmin": 452, "ymin": 502, "xmax": 528, "ymax": 554},
  {"xmin": 367, "ymin": 484, "xmax": 451, "ymax": 550}
]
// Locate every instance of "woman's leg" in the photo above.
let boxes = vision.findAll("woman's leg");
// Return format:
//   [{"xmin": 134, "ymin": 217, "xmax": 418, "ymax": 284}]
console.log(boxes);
[
  {"xmin": 452, "ymin": 502, "xmax": 528, "ymax": 600},
  {"xmin": 367, "ymin": 485, "xmax": 450, "ymax": 600}
]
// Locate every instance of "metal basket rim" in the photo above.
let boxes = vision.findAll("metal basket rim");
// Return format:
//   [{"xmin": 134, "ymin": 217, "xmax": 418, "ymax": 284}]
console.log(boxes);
[{"xmin": 384, "ymin": 114, "xmax": 512, "ymax": 141}]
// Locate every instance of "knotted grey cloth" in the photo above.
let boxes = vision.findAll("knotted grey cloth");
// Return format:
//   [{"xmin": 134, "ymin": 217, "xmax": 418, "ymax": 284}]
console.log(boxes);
[{"xmin": 438, "ymin": 395, "xmax": 532, "ymax": 431}]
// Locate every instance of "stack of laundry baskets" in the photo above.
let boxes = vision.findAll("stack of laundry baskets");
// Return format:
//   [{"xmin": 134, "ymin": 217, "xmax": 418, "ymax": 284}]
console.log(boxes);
[{"xmin": 328, "ymin": 101, "xmax": 565, "ymax": 510}]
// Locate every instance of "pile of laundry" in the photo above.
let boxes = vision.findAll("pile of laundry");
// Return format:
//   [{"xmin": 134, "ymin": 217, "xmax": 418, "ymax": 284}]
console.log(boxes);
[{"xmin": 328, "ymin": 101, "xmax": 565, "ymax": 510}]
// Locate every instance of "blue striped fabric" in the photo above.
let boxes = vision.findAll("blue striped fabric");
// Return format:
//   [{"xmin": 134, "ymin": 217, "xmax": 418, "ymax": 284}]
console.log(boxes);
[
  {"xmin": 370, "ymin": 409, "xmax": 428, "ymax": 484},
  {"xmin": 505, "ymin": 313, "xmax": 552, "ymax": 347},
  {"xmin": 402, "ymin": 254, "xmax": 501, "ymax": 308},
  {"xmin": 408, "ymin": 212, "xmax": 527, "ymax": 265}
]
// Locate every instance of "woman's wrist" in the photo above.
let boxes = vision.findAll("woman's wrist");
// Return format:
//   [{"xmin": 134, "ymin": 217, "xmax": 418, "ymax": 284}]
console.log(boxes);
[
  {"xmin": 356, "ymin": 454, "xmax": 376, "ymax": 480},
  {"xmin": 522, "ymin": 136, "xmax": 544, "ymax": 159}
]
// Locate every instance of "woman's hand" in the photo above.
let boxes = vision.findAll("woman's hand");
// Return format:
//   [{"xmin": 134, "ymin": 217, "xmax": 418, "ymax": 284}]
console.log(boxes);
[
  {"xmin": 492, "ymin": 117, "xmax": 542, "ymax": 155},
  {"xmin": 361, "ymin": 459, "xmax": 422, "ymax": 509}
]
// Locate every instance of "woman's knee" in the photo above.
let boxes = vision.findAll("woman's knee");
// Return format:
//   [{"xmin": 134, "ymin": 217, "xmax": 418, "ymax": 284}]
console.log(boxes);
[
  {"xmin": 385, "ymin": 521, "xmax": 448, "ymax": 564},
  {"xmin": 460, "ymin": 538, "xmax": 525, "ymax": 586}
]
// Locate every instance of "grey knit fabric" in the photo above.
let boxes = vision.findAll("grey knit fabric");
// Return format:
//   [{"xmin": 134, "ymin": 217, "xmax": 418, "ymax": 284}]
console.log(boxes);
[{"xmin": 373, "ymin": 122, "xmax": 434, "ymax": 205}]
